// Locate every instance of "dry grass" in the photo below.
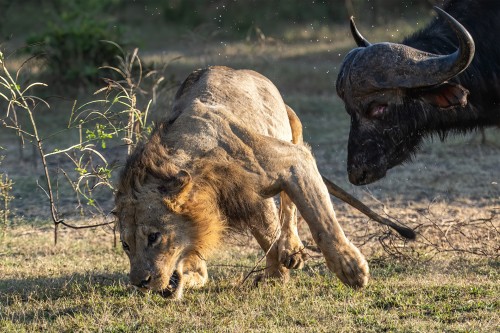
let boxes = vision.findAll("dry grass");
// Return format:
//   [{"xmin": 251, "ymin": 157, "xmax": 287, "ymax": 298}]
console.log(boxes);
[
  {"xmin": 1, "ymin": 14, "xmax": 499, "ymax": 333},
  {"xmin": 0, "ymin": 222, "xmax": 498, "ymax": 332}
]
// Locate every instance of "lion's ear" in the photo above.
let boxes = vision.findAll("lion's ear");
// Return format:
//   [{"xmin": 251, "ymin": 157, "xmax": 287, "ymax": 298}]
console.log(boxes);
[{"xmin": 158, "ymin": 170, "xmax": 192, "ymax": 213}]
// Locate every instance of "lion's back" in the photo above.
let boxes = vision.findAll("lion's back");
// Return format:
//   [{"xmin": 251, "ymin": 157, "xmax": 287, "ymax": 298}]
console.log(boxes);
[{"xmin": 171, "ymin": 66, "xmax": 293, "ymax": 142}]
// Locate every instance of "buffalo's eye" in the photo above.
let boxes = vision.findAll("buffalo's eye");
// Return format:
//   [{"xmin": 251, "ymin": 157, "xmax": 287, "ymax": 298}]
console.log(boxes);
[
  {"xmin": 121, "ymin": 241, "xmax": 130, "ymax": 251},
  {"xmin": 367, "ymin": 104, "xmax": 388, "ymax": 118},
  {"xmin": 148, "ymin": 232, "xmax": 161, "ymax": 245}
]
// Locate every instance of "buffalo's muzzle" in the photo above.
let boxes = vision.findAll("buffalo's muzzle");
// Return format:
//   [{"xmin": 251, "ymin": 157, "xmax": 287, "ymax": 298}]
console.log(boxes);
[{"xmin": 348, "ymin": 164, "xmax": 387, "ymax": 185}]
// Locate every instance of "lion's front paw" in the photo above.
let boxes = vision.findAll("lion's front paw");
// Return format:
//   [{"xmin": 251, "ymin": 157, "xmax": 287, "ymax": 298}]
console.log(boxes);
[
  {"xmin": 327, "ymin": 242, "xmax": 369, "ymax": 288},
  {"xmin": 183, "ymin": 268, "xmax": 208, "ymax": 289},
  {"xmin": 180, "ymin": 255, "xmax": 208, "ymax": 289},
  {"xmin": 252, "ymin": 264, "xmax": 290, "ymax": 286},
  {"xmin": 279, "ymin": 248, "xmax": 308, "ymax": 270},
  {"xmin": 278, "ymin": 236, "xmax": 308, "ymax": 270},
  {"xmin": 158, "ymin": 271, "xmax": 185, "ymax": 300}
]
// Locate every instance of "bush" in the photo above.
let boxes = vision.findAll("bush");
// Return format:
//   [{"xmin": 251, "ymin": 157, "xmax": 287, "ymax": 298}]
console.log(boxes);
[
  {"xmin": 0, "ymin": 152, "xmax": 13, "ymax": 235},
  {"xmin": 25, "ymin": 0, "xmax": 124, "ymax": 87},
  {"xmin": 159, "ymin": 0, "xmax": 434, "ymax": 37},
  {"xmin": 161, "ymin": 0, "xmax": 344, "ymax": 35}
]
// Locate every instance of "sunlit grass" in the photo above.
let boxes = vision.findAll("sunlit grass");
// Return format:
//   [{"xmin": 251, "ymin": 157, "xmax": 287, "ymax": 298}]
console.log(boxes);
[
  {"xmin": 1, "ymin": 224, "xmax": 498, "ymax": 332},
  {"xmin": 1, "ymin": 8, "xmax": 499, "ymax": 332}
]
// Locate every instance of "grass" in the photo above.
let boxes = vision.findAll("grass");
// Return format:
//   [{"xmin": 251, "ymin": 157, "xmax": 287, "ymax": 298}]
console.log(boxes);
[
  {"xmin": 1, "ymin": 5, "xmax": 499, "ymax": 332},
  {"xmin": 0, "ymin": 224, "xmax": 498, "ymax": 332}
]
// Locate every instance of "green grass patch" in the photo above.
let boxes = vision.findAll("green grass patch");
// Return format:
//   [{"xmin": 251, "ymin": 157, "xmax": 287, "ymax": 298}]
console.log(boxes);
[{"xmin": 0, "ymin": 225, "xmax": 498, "ymax": 332}]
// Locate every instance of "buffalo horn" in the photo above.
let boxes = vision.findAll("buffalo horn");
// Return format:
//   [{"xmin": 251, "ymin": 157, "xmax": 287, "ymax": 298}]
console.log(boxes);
[
  {"xmin": 349, "ymin": 16, "xmax": 371, "ymax": 47},
  {"xmin": 426, "ymin": 7, "xmax": 475, "ymax": 84}
]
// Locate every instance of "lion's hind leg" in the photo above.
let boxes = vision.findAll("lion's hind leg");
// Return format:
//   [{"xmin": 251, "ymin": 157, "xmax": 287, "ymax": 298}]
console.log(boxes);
[
  {"xmin": 285, "ymin": 105, "xmax": 303, "ymax": 145},
  {"xmin": 278, "ymin": 192, "xmax": 308, "ymax": 270},
  {"xmin": 249, "ymin": 198, "xmax": 290, "ymax": 283},
  {"xmin": 277, "ymin": 105, "xmax": 308, "ymax": 270}
]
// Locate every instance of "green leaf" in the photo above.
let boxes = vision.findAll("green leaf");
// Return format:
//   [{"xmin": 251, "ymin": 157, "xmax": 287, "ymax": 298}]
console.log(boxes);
[
  {"xmin": 75, "ymin": 167, "xmax": 88, "ymax": 176},
  {"xmin": 10, "ymin": 84, "xmax": 21, "ymax": 91}
]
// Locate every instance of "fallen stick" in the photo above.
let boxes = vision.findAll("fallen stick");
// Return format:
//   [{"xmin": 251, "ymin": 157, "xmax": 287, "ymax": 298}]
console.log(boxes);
[{"xmin": 322, "ymin": 175, "xmax": 416, "ymax": 240}]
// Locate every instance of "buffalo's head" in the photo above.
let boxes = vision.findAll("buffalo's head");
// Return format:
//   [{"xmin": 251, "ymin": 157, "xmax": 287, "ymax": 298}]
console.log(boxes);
[{"xmin": 336, "ymin": 7, "xmax": 475, "ymax": 185}]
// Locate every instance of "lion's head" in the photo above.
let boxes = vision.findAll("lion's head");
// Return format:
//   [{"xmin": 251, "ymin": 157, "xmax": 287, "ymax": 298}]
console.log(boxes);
[{"xmin": 114, "ymin": 131, "xmax": 226, "ymax": 297}]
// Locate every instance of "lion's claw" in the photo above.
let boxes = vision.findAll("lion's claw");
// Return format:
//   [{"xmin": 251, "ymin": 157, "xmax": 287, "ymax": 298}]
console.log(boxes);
[{"xmin": 280, "ymin": 249, "xmax": 307, "ymax": 270}]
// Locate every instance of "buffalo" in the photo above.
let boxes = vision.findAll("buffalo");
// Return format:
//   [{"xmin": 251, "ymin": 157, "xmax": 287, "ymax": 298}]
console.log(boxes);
[{"xmin": 336, "ymin": 1, "xmax": 500, "ymax": 185}]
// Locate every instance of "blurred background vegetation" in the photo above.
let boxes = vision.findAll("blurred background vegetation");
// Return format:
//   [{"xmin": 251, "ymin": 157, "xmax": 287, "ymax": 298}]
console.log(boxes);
[
  {"xmin": 3, "ymin": 0, "xmax": 493, "ymax": 226},
  {"xmin": 0, "ymin": 0, "xmax": 440, "ymax": 88}
]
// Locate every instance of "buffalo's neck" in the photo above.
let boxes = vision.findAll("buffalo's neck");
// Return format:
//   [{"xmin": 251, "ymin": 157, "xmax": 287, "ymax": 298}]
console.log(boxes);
[
  {"xmin": 402, "ymin": 2, "xmax": 500, "ymax": 135},
  {"xmin": 422, "ymin": 103, "xmax": 500, "ymax": 139}
]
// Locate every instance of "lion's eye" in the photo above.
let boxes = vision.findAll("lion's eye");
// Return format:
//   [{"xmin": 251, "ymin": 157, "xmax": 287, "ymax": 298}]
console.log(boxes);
[
  {"xmin": 148, "ymin": 232, "xmax": 161, "ymax": 245},
  {"xmin": 121, "ymin": 241, "xmax": 130, "ymax": 251}
]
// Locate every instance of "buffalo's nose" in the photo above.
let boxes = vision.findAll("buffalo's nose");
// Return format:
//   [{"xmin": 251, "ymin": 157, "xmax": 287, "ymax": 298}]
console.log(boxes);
[
  {"xmin": 348, "ymin": 165, "xmax": 386, "ymax": 185},
  {"xmin": 348, "ymin": 165, "xmax": 369, "ymax": 185}
]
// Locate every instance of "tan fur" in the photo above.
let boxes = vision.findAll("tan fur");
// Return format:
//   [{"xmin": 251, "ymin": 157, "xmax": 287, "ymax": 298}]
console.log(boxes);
[{"xmin": 115, "ymin": 66, "xmax": 369, "ymax": 299}]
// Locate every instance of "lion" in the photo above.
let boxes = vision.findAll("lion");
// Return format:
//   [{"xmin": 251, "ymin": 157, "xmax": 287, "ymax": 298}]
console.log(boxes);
[{"xmin": 114, "ymin": 66, "xmax": 369, "ymax": 299}]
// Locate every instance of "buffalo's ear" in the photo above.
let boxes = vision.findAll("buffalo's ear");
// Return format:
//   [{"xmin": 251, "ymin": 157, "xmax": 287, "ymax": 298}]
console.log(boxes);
[
  {"xmin": 415, "ymin": 82, "xmax": 469, "ymax": 109},
  {"xmin": 158, "ymin": 170, "xmax": 192, "ymax": 213}
]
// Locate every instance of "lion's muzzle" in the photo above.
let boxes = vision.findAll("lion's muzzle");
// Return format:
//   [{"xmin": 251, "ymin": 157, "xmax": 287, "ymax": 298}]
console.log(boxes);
[
  {"xmin": 130, "ymin": 268, "xmax": 182, "ymax": 299},
  {"xmin": 130, "ymin": 269, "xmax": 152, "ymax": 289}
]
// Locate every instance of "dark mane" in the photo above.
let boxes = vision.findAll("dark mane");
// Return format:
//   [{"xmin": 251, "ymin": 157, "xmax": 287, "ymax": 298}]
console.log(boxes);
[{"xmin": 116, "ymin": 127, "xmax": 266, "ymax": 234}]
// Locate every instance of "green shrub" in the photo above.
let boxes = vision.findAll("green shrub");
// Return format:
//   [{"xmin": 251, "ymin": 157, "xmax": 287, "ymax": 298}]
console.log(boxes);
[
  {"xmin": 0, "ymin": 152, "xmax": 13, "ymax": 234},
  {"xmin": 163, "ymin": 0, "xmax": 204, "ymax": 28},
  {"xmin": 161, "ymin": 0, "xmax": 344, "ymax": 30},
  {"xmin": 159, "ymin": 0, "xmax": 434, "ymax": 37},
  {"xmin": 25, "ymin": 0, "xmax": 124, "ymax": 87}
]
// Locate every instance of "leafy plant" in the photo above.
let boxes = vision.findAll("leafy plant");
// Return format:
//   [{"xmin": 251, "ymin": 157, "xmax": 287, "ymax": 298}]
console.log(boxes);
[
  {"xmin": 57, "ymin": 43, "xmax": 175, "ymax": 222},
  {"xmin": 0, "ymin": 50, "xmax": 59, "ymax": 232},
  {"xmin": 1, "ymin": 48, "xmax": 114, "ymax": 242},
  {"xmin": 1, "ymin": 37, "xmax": 175, "ymax": 242},
  {"xmin": 95, "ymin": 42, "xmax": 161, "ymax": 154},
  {"xmin": 0, "ymin": 152, "xmax": 13, "ymax": 237},
  {"xmin": 25, "ymin": 0, "xmax": 124, "ymax": 87}
]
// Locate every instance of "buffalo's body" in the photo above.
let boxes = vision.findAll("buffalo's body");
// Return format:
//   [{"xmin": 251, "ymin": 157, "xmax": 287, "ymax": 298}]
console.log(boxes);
[{"xmin": 337, "ymin": 0, "xmax": 500, "ymax": 185}]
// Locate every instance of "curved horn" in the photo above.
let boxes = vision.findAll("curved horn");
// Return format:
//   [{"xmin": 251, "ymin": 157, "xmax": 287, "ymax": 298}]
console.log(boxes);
[
  {"xmin": 352, "ymin": 7, "xmax": 476, "ymax": 90},
  {"xmin": 430, "ymin": 6, "xmax": 475, "ymax": 82},
  {"xmin": 350, "ymin": 16, "xmax": 371, "ymax": 47}
]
